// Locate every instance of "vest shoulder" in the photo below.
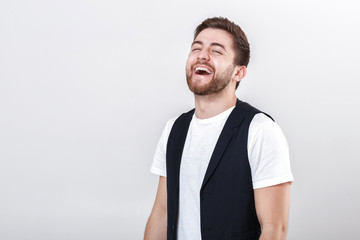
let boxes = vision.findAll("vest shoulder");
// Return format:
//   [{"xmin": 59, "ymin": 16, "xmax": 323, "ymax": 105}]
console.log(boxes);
[
  {"xmin": 171, "ymin": 108, "xmax": 195, "ymax": 129},
  {"xmin": 236, "ymin": 100, "xmax": 274, "ymax": 121},
  {"xmin": 236, "ymin": 101, "xmax": 261, "ymax": 112},
  {"xmin": 176, "ymin": 108, "xmax": 195, "ymax": 120}
]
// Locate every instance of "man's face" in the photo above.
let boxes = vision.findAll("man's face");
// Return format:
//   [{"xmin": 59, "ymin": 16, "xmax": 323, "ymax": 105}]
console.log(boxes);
[{"xmin": 186, "ymin": 28, "xmax": 237, "ymax": 95}]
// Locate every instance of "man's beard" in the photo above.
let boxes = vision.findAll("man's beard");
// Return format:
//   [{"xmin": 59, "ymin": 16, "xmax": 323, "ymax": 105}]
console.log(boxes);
[{"xmin": 186, "ymin": 64, "xmax": 235, "ymax": 96}]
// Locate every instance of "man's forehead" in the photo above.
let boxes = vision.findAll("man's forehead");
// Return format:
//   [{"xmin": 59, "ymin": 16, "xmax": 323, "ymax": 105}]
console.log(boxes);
[{"xmin": 193, "ymin": 28, "xmax": 234, "ymax": 47}]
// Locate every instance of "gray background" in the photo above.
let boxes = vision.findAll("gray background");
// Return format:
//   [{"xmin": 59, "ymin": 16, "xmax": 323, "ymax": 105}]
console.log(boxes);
[{"xmin": 1, "ymin": 0, "xmax": 359, "ymax": 239}]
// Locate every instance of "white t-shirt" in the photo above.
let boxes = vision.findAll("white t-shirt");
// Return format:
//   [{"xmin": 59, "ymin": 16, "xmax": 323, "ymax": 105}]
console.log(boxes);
[{"xmin": 150, "ymin": 106, "xmax": 294, "ymax": 240}]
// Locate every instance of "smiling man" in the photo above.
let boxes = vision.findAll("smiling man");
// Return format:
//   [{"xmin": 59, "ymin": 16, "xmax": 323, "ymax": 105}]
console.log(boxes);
[{"xmin": 144, "ymin": 17, "xmax": 293, "ymax": 240}]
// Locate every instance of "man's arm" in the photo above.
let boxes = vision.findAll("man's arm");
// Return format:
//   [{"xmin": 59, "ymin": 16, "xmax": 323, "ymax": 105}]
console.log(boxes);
[
  {"xmin": 144, "ymin": 176, "xmax": 167, "ymax": 240},
  {"xmin": 254, "ymin": 182, "xmax": 291, "ymax": 240}
]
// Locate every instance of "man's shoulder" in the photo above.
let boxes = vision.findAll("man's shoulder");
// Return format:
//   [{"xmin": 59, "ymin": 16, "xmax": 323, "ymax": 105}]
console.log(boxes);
[
  {"xmin": 249, "ymin": 113, "xmax": 286, "ymax": 145},
  {"xmin": 251, "ymin": 113, "xmax": 276, "ymax": 129},
  {"xmin": 164, "ymin": 117, "xmax": 178, "ymax": 132}
]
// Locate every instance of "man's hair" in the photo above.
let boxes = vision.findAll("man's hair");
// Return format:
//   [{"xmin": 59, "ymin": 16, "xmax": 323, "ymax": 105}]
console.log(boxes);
[{"xmin": 194, "ymin": 17, "xmax": 250, "ymax": 89}]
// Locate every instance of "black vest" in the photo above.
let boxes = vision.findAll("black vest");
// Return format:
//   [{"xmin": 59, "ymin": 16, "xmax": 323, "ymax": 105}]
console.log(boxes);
[{"xmin": 166, "ymin": 99, "xmax": 273, "ymax": 240}]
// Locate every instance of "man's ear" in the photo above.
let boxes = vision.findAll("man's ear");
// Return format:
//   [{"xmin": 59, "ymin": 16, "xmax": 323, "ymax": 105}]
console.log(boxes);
[{"xmin": 233, "ymin": 66, "xmax": 247, "ymax": 83}]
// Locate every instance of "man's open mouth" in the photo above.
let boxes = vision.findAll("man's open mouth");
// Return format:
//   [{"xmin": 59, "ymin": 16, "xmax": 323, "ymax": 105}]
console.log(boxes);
[{"xmin": 194, "ymin": 66, "xmax": 213, "ymax": 75}]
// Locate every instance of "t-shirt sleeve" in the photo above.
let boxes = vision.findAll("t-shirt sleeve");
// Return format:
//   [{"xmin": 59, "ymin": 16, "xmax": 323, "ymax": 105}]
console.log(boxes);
[
  {"xmin": 150, "ymin": 118, "xmax": 176, "ymax": 177},
  {"xmin": 248, "ymin": 113, "xmax": 294, "ymax": 189}
]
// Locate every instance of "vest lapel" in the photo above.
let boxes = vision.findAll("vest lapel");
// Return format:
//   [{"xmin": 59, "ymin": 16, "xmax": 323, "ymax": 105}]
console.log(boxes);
[
  {"xmin": 200, "ymin": 99, "xmax": 246, "ymax": 192},
  {"xmin": 169, "ymin": 109, "xmax": 194, "ymax": 184}
]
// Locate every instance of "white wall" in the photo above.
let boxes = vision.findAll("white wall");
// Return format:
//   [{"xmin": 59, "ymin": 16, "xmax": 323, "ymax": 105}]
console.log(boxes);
[{"xmin": 1, "ymin": 0, "xmax": 359, "ymax": 239}]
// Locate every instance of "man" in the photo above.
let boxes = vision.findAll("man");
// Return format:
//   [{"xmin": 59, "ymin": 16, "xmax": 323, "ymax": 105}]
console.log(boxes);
[{"xmin": 144, "ymin": 17, "xmax": 293, "ymax": 240}]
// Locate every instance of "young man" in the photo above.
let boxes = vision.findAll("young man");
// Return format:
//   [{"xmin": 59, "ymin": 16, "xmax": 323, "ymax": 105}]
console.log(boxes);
[{"xmin": 144, "ymin": 17, "xmax": 294, "ymax": 240}]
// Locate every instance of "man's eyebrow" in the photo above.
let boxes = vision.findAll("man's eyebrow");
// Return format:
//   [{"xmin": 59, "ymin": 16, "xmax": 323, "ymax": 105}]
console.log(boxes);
[
  {"xmin": 191, "ymin": 41, "xmax": 227, "ymax": 52},
  {"xmin": 211, "ymin": 42, "xmax": 227, "ymax": 52},
  {"xmin": 191, "ymin": 40, "xmax": 203, "ymax": 46}
]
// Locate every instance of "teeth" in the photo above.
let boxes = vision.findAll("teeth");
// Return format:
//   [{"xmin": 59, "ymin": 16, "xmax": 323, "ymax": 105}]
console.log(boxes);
[{"xmin": 195, "ymin": 67, "xmax": 212, "ymax": 73}]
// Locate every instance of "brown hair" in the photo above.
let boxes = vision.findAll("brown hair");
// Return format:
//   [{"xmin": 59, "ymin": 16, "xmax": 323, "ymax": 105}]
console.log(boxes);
[{"xmin": 194, "ymin": 17, "xmax": 250, "ymax": 89}]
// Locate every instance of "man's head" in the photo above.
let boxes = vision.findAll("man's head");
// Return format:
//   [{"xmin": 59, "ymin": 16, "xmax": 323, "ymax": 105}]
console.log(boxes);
[{"xmin": 186, "ymin": 17, "xmax": 250, "ymax": 94}]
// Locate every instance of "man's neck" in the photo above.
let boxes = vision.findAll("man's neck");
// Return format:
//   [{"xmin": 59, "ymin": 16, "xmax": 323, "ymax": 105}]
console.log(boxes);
[{"xmin": 194, "ymin": 91, "xmax": 237, "ymax": 119}]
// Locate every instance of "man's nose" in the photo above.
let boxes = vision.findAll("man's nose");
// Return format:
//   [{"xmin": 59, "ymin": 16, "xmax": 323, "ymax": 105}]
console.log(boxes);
[{"xmin": 197, "ymin": 49, "xmax": 210, "ymax": 61}]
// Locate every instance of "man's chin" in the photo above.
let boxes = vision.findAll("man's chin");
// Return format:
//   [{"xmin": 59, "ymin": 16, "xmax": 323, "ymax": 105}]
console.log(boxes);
[
  {"xmin": 188, "ymin": 84, "xmax": 214, "ymax": 95},
  {"xmin": 186, "ymin": 76, "xmax": 217, "ymax": 95}
]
